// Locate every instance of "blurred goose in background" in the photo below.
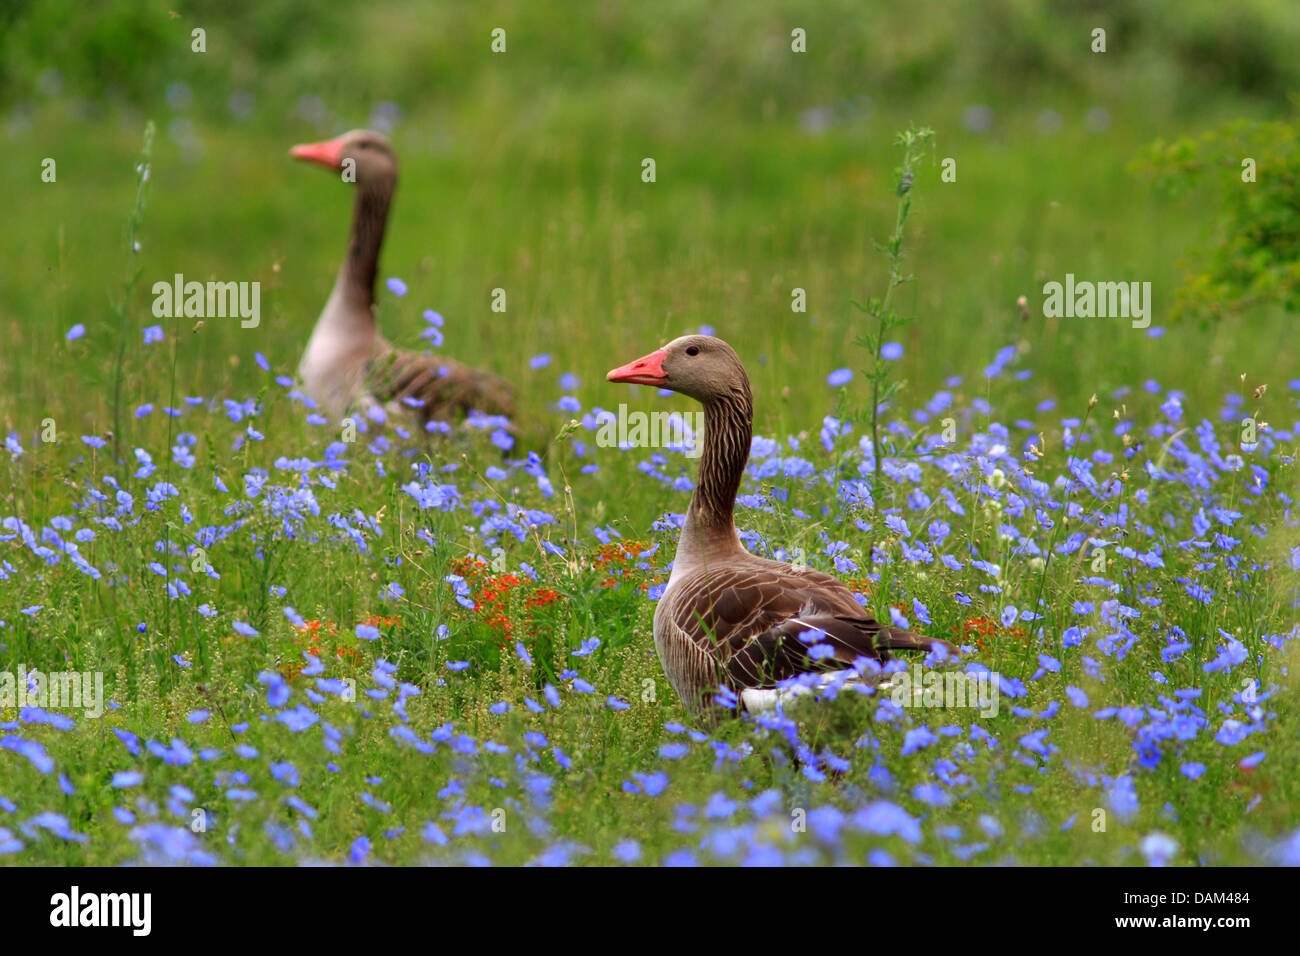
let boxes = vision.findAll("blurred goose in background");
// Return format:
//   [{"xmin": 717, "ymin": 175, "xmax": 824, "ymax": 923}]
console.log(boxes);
[
  {"xmin": 607, "ymin": 334, "xmax": 957, "ymax": 720},
  {"xmin": 290, "ymin": 130, "xmax": 514, "ymax": 429}
]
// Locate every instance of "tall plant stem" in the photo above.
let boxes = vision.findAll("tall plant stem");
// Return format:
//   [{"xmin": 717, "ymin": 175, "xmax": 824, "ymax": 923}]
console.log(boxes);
[
  {"xmin": 857, "ymin": 126, "xmax": 932, "ymax": 504},
  {"xmin": 111, "ymin": 121, "xmax": 156, "ymax": 471}
]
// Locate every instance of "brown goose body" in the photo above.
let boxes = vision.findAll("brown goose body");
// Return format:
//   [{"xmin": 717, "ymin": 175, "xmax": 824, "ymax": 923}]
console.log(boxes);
[
  {"xmin": 609, "ymin": 335, "xmax": 956, "ymax": 719},
  {"xmin": 366, "ymin": 349, "xmax": 516, "ymax": 429},
  {"xmin": 291, "ymin": 130, "xmax": 514, "ymax": 428}
]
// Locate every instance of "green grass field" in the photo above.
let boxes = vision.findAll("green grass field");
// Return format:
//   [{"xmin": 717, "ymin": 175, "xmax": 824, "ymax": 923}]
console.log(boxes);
[{"xmin": 1, "ymin": 0, "xmax": 1298, "ymax": 866}]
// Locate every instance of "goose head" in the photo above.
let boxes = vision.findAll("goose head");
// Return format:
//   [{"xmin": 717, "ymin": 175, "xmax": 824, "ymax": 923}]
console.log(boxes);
[
  {"xmin": 290, "ymin": 129, "xmax": 398, "ymax": 182},
  {"xmin": 606, "ymin": 334, "xmax": 746, "ymax": 404}
]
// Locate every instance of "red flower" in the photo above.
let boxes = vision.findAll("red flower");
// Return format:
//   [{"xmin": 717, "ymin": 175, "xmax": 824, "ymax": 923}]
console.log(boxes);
[
  {"xmin": 955, "ymin": 616, "xmax": 1028, "ymax": 654},
  {"xmin": 447, "ymin": 556, "xmax": 568, "ymax": 636}
]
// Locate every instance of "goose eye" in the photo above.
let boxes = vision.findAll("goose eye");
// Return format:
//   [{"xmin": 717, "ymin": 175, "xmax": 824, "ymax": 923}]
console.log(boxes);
[{"xmin": 686, "ymin": 346, "xmax": 700, "ymax": 356}]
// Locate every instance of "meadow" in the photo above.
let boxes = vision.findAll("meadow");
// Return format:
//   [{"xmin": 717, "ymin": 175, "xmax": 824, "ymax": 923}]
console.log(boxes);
[{"xmin": 1, "ymin": 0, "xmax": 1298, "ymax": 866}]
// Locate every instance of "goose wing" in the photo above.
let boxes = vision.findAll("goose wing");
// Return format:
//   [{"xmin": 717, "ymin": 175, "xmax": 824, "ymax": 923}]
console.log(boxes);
[
  {"xmin": 667, "ymin": 563, "xmax": 956, "ymax": 695},
  {"xmin": 367, "ymin": 348, "xmax": 515, "ymax": 425}
]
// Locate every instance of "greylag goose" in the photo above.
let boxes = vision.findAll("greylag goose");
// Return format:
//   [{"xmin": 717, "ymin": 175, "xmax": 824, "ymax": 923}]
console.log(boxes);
[
  {"xmin": 607, "ymin": 334, "xmax": 957, "ymax": 719},
  {"xmin": 290, "ymin": 130, "xmax": 515, "ymax": 427}
]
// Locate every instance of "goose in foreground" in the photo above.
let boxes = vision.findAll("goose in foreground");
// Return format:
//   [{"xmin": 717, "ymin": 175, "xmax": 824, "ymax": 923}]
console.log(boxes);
[
  {"xmin": 607, "ymin": 334, "xmax": 957, "ymax": 719},
  {"xmin": 290, "ymin": 130, "xmax": 514, "ymax": 428}
]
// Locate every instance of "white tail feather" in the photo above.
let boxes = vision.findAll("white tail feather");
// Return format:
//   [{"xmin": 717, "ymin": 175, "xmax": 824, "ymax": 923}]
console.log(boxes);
[{"xmin": 741, "ymin": 672, "xmax": 898, "ymax": 713}]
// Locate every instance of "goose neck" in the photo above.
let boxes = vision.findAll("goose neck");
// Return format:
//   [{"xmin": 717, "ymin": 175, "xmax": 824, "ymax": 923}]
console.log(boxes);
[
  {"xmin": 339, "ymin": 173, "xmax": 396, "ymax": 310},
  {"xmin": 679, "ymin": 384, "xmax": 752, "ymax": 557}
]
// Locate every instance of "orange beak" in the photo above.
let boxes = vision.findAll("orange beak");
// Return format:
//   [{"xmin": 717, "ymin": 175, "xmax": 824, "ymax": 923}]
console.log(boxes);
[
  {"xmin": 607, "ymin": 349, "xmax": 669, "ymax": 387},
  {"xmin": 290, "ymin": 135, "xmax": 348, "ymax": 169}
]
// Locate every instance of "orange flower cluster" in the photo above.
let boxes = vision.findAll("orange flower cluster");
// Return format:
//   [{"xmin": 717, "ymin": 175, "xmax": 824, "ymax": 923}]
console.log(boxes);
[
  {"xmin": 280, "ymin": 614, "xmax": 396, "ymax": 679},
  {"xmin": 449, "ymin": 557, "xmax": 565, "ymax": 637},
  {"xmin": 843, "ymin": 577, "xmax": 874, "ymax": 597},
  {"xmin": 956, "ymin": 616, "xmax": 1028, "ymax": 655},
  {"xmin": 592, "ymin": 539, "xmax": 657, "ymax": 589}
]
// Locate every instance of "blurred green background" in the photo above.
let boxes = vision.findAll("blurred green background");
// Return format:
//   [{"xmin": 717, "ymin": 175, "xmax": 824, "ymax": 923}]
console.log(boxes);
[{"xmin": 2, "ymin": 0, "xmax": 1297, "ymax": 442}]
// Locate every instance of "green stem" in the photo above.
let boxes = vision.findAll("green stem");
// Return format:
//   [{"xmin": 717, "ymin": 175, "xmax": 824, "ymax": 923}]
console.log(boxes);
[
  {"xmin": 865, "ymin": 127, "xmax": 932, "ymax": 504},
  {"xmin": 110, "ymin": 122, "xmax": 155, "ymax": 473}
]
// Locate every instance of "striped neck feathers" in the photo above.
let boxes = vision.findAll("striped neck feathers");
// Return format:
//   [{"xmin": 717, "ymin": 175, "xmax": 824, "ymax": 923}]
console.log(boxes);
[
  {"xmin": 686, "ymin": 375, "xmax": 753, "ymax": 541},
  {"xmin": 339, "ymin": 172, "xmax": 396, "ymax": 310}
]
